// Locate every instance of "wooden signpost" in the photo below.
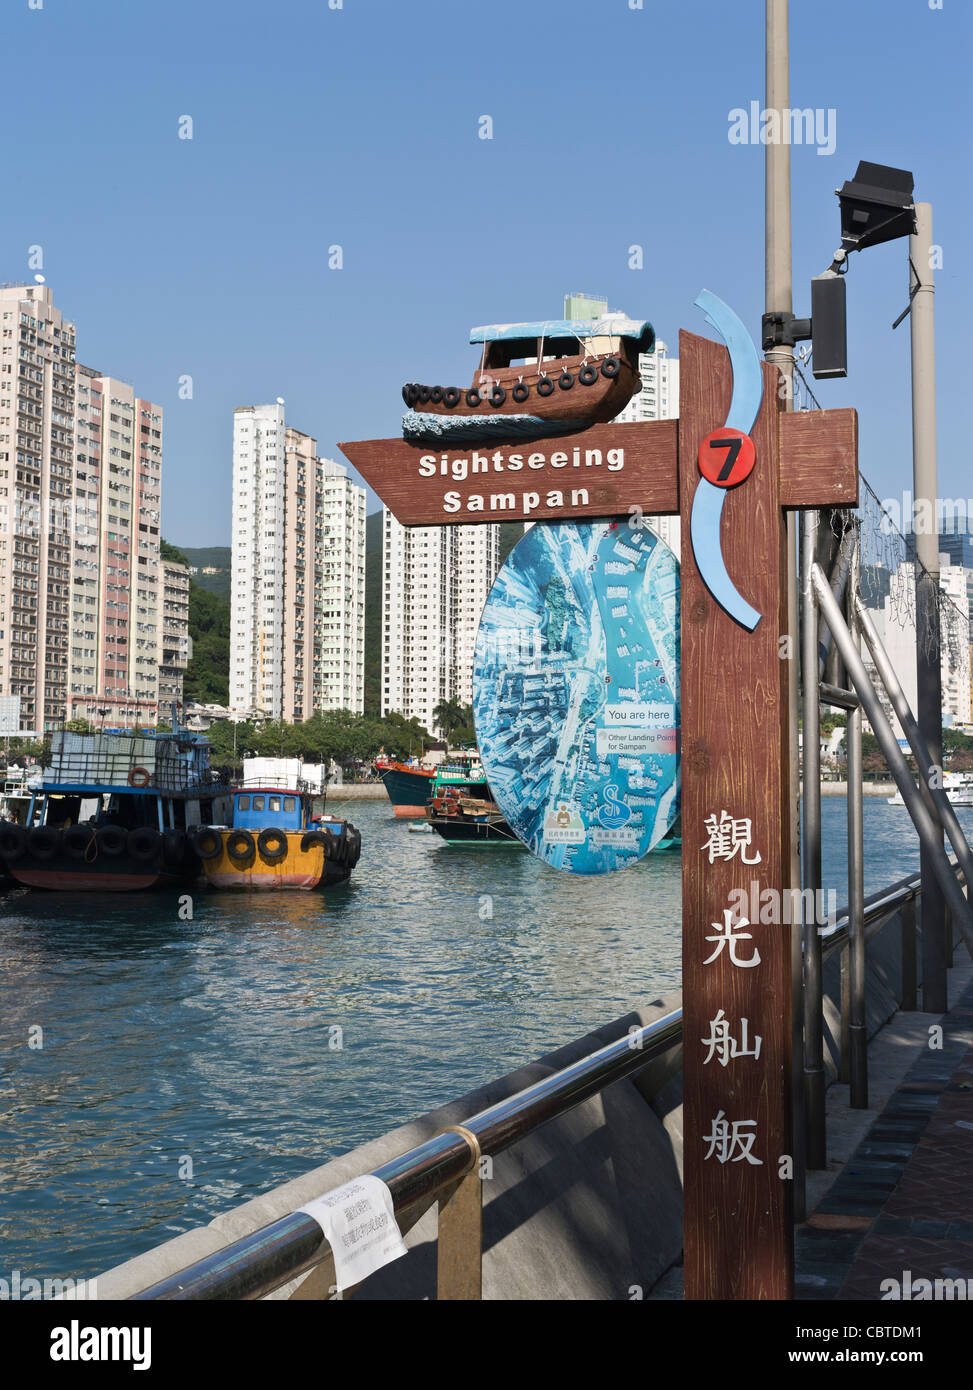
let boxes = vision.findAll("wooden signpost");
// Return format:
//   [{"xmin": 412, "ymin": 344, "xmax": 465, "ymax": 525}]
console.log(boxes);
[{"xmin": 342, "ymin": 311, "xmax": 858, "ymax": 1299}]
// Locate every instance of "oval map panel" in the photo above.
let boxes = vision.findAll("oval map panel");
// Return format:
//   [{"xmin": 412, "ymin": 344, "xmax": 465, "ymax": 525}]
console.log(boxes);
[{"xmin": 472, "ymin": 518, "xmax": 680, "ymax": 874}]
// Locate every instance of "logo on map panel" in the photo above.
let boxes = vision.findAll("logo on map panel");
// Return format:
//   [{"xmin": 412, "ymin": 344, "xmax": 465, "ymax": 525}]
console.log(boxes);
[{"xmin": 473, "ymin": 518, "xmax": 680, "ymax": 874}]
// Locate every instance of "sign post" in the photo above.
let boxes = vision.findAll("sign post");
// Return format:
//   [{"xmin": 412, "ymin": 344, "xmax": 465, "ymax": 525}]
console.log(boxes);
[{"xmin": 342, "ymin": 301, "xmax": 858, "ymax": 1298}]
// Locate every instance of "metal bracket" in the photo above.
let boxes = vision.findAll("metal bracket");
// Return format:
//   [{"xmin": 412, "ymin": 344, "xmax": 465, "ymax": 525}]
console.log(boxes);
[{"xmin": 761, "ymin": 311, "xmax": 812, "ymax": 352}]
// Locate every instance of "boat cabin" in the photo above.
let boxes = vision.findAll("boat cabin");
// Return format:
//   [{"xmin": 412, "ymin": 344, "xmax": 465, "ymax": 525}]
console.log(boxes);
[
  {"xmin": 471, "ymin": 315, "xmax": 655, "ymax": 377},
  {"xmin": 231, "ymin": 788, "xmax": 311, "ymax": 832}
]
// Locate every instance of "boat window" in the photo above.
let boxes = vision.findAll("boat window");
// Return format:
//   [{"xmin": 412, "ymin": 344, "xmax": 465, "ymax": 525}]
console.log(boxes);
[
  {"xmin": 284, "ymin": 797, "xmax": 296, "ymax": 812},
  {"xmin": 237, "ymin": 795, "xmax": 251, "ymax": 811},
  {"xmin": 540, "ymin": 336, "xmax": 582, "ymax": 361},
  {"xmin": 253, "ymin": 796, "xmax": 265, "ymax": 811},
  {"xmin": 483, "ymin": 338, "xmax": 539, "ymax": 370},
  {"xmin": 269, "ymin": 796, "xmax": 281, "ymax": 812}
]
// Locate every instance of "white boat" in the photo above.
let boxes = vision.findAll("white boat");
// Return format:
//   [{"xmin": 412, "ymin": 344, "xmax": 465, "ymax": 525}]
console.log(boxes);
[{"xmin": 888, "ymin": 770, "xmax": 973, "ymax": 806}]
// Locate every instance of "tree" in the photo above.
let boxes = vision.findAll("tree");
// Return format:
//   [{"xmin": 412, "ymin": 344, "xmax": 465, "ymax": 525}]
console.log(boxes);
[{"xmin": 432, "ymin": 698, "xmax": 466, "ymax": 742}]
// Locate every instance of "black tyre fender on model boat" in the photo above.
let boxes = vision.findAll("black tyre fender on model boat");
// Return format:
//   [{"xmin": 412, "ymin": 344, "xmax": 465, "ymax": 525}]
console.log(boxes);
[
  {"xmin": 63, "ymin": 824, "xmax": 97, "ymax": 859},
  {"xmin": 558, "ymin": 371, "xmax": 574, "ymax": 390},
  {"xmin": 536, "ymin": 375, "xmax": 555, "ymax": 397},
  {"xmin": 97, "ymin": 824, "xmax": 128, "ymax": 857},
  {"xmin": 512, "ymin": 381, "xmax": 530, "ymax": 403},
  {"xmin": 443, "ymin": 387, "xmax": 462, "ymax": 408},
  {"xmin": 128, "ymin": 827, "xmax": 160, "ymax": 863},
  {"xmin": 0, "ymin": 822, "xmax": 28, "ymax": 862},
  {"xmin": 601, "ymin": 355, "xmax": 621, "ymax": 379},
  {"xmin": 419, "ymin": 386, "xmax": 432, "ymax": 404},
  {"xmin": 429, "ymin": 386, "xmax": 443, "ymax": 404},
  {"xmin": 190, "ymin": 825, "xmax": 223, "ymax": 861},
  {"xmin": 257, "ymin": 827, "xmax": 288, "ymax": 863},
  {"xmin": 226, "ymin": 829, "xmax": 256, "ymax": 864},
  {"xmin": 30, "ymin": 826, "xmax": 60, "ymax": 860},
  {"xmin": 465, "ymin": 388, "xmax": 482, "ymax": 408},
  {"xmin": 578, "ymin": 362, "xmax": 599, "ymax": 385},
  {"xmin": 300, "ymin": 828, "xmax": 334, "ymax": 855},
  {"xmin": 489, "ymin": 384, "xmax": 506, "ymax": 407}
]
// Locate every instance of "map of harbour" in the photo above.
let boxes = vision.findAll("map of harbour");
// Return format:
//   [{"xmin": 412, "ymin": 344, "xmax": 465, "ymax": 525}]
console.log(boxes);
[{"xmin": 473, "ymin": 518, "xmax": 680, "ymax": 874}]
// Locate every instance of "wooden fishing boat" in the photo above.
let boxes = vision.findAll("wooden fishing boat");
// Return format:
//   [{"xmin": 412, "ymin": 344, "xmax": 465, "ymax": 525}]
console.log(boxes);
[
  {"xmin": 401, "ymin": 314, "xmax": 655, "ymax": 445},
  {"xmin": 374, "ymin": 755, "xmax": 436, "ymax": 819}
]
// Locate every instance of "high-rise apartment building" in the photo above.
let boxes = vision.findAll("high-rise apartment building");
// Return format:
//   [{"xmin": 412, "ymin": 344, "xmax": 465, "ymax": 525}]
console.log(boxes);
[
  {"xmin": 564, "ymin": 294, "xmax": 680, "ymax": 554},
  {"xmin": 231, "ymin": 403, "xmax": 286, "ymax": 716},
  {"xmin": 158, "ymin": 559, "xmax": 191, "ymax": 711},
  {"xmin": 863, "ymin": 557, "xmax": 972, "ymax": 734},
  {"xmin": 0, "ymin": 284, "xmax": 77, "ymax": 733},
  {"xmin": 68, "ymin": 369, "xmax": 163, "ymax": 727},
  {"xmin": 231, "ymin": 406, "xmax": 365, "ymax": 720},
  {"xmin": 381, "ymin": 515, "xmax": 500, "ymax": 732}
]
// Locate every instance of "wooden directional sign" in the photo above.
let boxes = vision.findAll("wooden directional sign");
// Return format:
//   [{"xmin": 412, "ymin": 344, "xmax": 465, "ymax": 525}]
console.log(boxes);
[
  {"xmin": 342, "ymin": 316, "xmax": 858, "ymax": 1300},
  {"xmin": 339, "ymin": 412, "xmax": 854, "ymax": 527}
]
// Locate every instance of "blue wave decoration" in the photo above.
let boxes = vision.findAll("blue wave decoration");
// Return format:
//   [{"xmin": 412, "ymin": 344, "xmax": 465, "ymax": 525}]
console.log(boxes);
[
  {"xmin": 689, "ymin": 291, "xmax": 763, "ymax": 632},
  {"xmin": 403, "ymin": 410, "xmax": 584, "ymax": 444}
]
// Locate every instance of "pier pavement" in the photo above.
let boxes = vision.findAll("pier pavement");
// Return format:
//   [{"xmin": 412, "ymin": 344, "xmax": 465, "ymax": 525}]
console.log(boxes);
[{"xmin": 649, "ymin": 948, "xmax": 973, "ymax": 1300}]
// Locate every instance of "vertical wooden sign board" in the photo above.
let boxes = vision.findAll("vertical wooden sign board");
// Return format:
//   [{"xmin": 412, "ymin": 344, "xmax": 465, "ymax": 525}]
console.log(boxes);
[
  {"xmin": 340, "ymin": 314, "xmax": 858, "ymax": 1301},
  {"xmin": 679, "ymin": 329, "xmax": 793, "ymax": 1299}
]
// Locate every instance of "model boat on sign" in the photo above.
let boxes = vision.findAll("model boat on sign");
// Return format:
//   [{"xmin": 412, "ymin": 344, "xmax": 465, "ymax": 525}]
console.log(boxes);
[{"xmin": 401, "ymin": 315, "xmax": 655, "ymax": 446}]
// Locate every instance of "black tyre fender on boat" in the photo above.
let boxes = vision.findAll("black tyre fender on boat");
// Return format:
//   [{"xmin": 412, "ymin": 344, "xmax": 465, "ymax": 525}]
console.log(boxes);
[
  {"xmin": 489, "ymin": 384, "xmax": 506, "ymax": 407},
  {"xmin": 63, "ymin": 824, "xmax": 97, "ymax": 860},
  {"xmin": 578, "ymin": 362, "xmax": 599, "ymax": 385},
  {"xmin": 558, "ymin": 371, "xmax": 574, "ymax": 390},
  {"xmin": 0, "ymin": 822, "xmax": 28, "ymax": 862},
  {"xmin": 128, "ymin": 827, "xmax": 160, "ymax": 863},
  {"xmin": 401, "ymin": 384, "xmax": 412, "ymax": 406},
  {"xmin": 429, "ymin": 386, "xmax": 443, "ymax": 404},
  {"xmin": 162, "ymin": 828, "xmax": 186, "ymax": 863},
  {"xmin": 512, "ymin": 381, "xmax": 530, "ymax": 403},
  {"xmin": 601, "ymin": 355, "xmax": 621, "ymax": 379},
  {"xmin": 465, "ymin": 387, "xmax": 482, "ymax": 408},
  {"xmin": 97, "ymin": 824, "xmax": 128, "ymax": 857},
  {"xmin": 443, "ymin": 387, "xmax": 462, "ymax": 408},
  {"xmin": 407, "ymin": 384, "xmax": 422, "ymax": 407},
  {"xmin": 300, "ymin": 828, "xmax": 334, "ymax": 855},
  {"xmin": 344, "ymin": 826, "xmax": 362, "ymax": 868},
  {"xmin": 419, "ymin": 386, "xmax": 432, "ymax": 404},
  {"xmin": 30, "ymin": 826, "xmax": 61, "ymax": 861},
  {"xmin": 536, "ymin": 376, "xmax": 555, "ymax": 397},
  {"xmin": 190, "ymin": 826, "xmax": 223, "ymax": 861},
  {"xmin": 257, "ymin": 827, "xmax": 288, "ymax": 863},
  {"xmin": 226, "ymin": 829, "xmax": 256, "ymax": 863}
]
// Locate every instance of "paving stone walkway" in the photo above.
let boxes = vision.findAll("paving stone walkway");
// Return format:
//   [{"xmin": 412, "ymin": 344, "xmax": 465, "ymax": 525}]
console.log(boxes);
[{"xmin": 796, "ymin": 978, "xmax": 973, "ymax": 1300}]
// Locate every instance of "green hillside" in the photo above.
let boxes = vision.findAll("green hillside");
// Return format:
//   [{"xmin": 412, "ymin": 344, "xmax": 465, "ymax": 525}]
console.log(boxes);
[{"xmin": 176, "ymin": 546, "xmax": 232, "ymax": 600}]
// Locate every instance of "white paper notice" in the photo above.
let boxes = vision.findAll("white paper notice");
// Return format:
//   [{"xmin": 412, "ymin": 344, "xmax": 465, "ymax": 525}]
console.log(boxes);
[{"xmin": 297, "ymin": 1175, "xmax": 409, "ymax": 1291}]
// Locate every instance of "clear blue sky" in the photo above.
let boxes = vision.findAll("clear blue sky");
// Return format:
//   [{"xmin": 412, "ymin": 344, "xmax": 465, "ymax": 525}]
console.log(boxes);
[{"xmin": 3, "ymin": 0, "xmax": 970, "ymax": 545}]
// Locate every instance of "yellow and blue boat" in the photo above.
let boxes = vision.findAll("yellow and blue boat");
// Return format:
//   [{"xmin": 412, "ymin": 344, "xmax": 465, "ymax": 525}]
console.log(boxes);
[{"xmin": 193, "ymin": 784, "xmax": 361, "ymax": 890}]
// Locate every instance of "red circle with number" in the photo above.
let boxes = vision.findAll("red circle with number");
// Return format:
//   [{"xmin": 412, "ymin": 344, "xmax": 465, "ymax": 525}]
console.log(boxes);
[{"xmin": 697, "ymin": 428, "xmax": 756, "ymax": 488}]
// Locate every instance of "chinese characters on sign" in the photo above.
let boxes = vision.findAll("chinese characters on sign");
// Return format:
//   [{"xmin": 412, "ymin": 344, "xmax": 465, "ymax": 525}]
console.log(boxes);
[{"xmin": 699, "ymin": 809, "xmax": 766, "ymax": 1167}]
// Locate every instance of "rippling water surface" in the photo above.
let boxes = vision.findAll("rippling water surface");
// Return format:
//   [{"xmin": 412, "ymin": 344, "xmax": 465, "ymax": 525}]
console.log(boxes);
[{"xmin": 1, "ymin": 791, "xmax": 968, "ymax": 1281}]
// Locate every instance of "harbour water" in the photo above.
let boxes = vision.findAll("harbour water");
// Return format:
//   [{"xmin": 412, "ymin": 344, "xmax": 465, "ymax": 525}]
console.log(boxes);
[{"xmin": 1, "ymin": 793, "xmax": 970, "ymax": 1282}]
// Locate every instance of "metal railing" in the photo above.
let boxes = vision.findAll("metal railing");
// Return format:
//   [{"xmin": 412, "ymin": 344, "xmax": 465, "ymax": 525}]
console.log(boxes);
[{"xmin": 132, "ymin": 1008, "xmax": 683, "ymax": 1301}]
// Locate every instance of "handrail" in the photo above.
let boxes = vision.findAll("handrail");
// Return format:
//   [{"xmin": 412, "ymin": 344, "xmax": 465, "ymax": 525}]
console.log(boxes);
[
  {"xmin": 131, "ymin": 857, "xmax": 965, "ymax": 1302},
  {"xmin": 132, "ymin": 1007, "xmax": 683, "ymax": 1301}
]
